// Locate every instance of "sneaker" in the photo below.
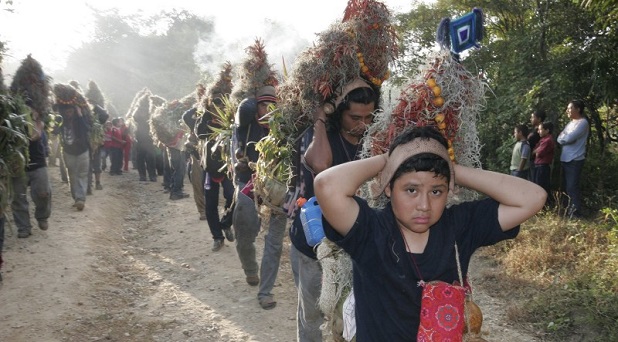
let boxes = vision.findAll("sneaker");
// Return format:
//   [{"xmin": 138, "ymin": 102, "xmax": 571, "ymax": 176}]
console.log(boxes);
[
  {"xmin": 212, "ymin": 239, "xmax": 224, "ymax": 252},
  {"xmin": 18, "ymin": 230, "xmax": 32, "ymax": 238},
  {"xmin": 95, "ymin": 182, "xmax": 103, "ymax": 190},
  {"xmin": 149, "ymin": 177, "xmax": 157, "ymax": 182},
  {"xmin": 139, "ymin": 177, "xmax": 147, "ymax": 182},
  {"xmin": 223, "ymin": 227, "xmax": 235, "ymax": 242},
  {"xmin": 199, "ymin": 214, "xmax": 207, "ymax": 221},
  {"xmin": 87, "ymin": 188, "xmax": 93, "ymax": 195},
  {"xmin": 169, "ymin": 193, "xmax": 190, "ymax": 200},
  {"xmin": 38, "ymin": 220, "xmax": 49, "ymax": 231},
  {"xmin": 246, "ymin": 275, "xmax": 259, "ymax": 286},
  {"xmin": 75, "ymin": 201, "xmax": 85, "ymax": 211}
]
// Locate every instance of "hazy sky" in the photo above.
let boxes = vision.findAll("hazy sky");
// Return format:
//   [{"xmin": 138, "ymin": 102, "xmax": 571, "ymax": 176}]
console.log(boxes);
[{"xmin": 0, "ymin": 0, "xmax": 429, "ymax": 76}]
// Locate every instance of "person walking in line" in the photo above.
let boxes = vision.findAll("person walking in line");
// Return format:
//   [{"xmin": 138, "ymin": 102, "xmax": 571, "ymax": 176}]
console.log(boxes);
[
  {"xmin": 108, "ymin": 118, "xmax": 125, "ymax": 176},
  {"xmin": 182, "ymin": 107, "xmax": 207, "ymax": 220},
  {"xmin": 557, "ymin": 99, "xmax": 589, "ymax": 218},
  {"xmin": 11, "ymin": 117, "xmax": 52, "ymax": 238},
  {"xmin": 288, "ymin": 79, "xmax": 379, "ymax": 339},
  {"xmin": 53, "ymin": 84, "xmax": 93, "ymax": 211}
]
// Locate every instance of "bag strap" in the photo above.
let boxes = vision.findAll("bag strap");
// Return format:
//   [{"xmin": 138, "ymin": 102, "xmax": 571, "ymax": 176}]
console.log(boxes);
[{"xmin": 454, "ymin": 243, "xmax": 464, "ymax": 286}]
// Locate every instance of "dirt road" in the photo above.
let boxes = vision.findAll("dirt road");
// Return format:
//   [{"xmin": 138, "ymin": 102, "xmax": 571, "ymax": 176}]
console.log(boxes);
[{"xmin": 0, "ymin": 167, "xmax": 538, "ymax": 341}]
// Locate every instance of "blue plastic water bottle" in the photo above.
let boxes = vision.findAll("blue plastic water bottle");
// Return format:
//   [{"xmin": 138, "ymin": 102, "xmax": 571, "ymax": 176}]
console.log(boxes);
[{"xmin": 300, "ymin": 196, "xmax": 325, "ymax": 247}]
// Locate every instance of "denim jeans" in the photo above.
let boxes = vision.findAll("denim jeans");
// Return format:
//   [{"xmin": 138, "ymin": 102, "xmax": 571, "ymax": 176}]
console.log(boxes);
[
  {"xmin": 232, "ymin": 182, "xmax": 260, "ymax": 276},
  {"xmin": 63, "ymin": 150, "xmax": 89, "ymax": 202},
  {"xmin": 290, "ymin": 245, "xmax": 324, "ymax": 342},
  {"xmin": 162, "ymin": 148, "xmax": 172, "ymax": 189},
  {"xmin": 258, "ymin": 210, "xmax": 289, "ymax": 300},
  {"xmin": 510, "ymin": 169, "xmax": 529, "ymax": 180},
  {"xmin": 0, "ymin": 214, "xmax": 5, "ymax": 270},
  {"xmin": 109, "ymin": 147, "xmax": 123, "ymax": 174},
  {"xmin": 100, "ymin": 146, "xmax": 110, "ymax": 170},
  {"xmin": 11, "ymin": 167, "xmax": 52, "ymax": 234},
  {"xmin": 135, "ymin": 142, "xmax": 157, "ymax": 180},
  {"xmin": 189, "ymin": 156, "xmax": 205, "ymax": 216},
  {"xmin": 88, "ymin": 146, "xmax": 102, "ymax": 191},
  {"xmin": 562, "ymin": 159, "xmax": 585, "ymax": 215},
  {"xmin": 204, "ymin": 175, "xmax": 234, "ymax": 240},
  {"xmin": 534, "ymin": 164, "xmax": 551, "ymax": 203},
  {"xmin": 168, "ymin": 148, "xmax": 186, "ymax": 195}
]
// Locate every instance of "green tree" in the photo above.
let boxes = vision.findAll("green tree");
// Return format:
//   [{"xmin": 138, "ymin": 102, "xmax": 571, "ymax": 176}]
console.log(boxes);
[
  {"xmin": 58, "ymin": 8, "xmax": 214, "ymax": 114},
  {"xmin": 395, "ymin": 0, "xmax": 618, "ymax": 211}
]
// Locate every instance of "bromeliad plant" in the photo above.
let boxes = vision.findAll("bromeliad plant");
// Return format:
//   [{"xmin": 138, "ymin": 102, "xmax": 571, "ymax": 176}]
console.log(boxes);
[
  {"xmin": 252, "ymin": 103, "xmax": 295, "ymax": 207},
  {"xmin": 206, "ymin": 94, "xmax": 237, "ymax": 174}
]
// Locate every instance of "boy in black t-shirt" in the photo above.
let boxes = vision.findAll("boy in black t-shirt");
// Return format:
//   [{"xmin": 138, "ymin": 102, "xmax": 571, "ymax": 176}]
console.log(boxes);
[{"xmin": 314, "ymin": 126, "xmax": 546, "ymax": 341}]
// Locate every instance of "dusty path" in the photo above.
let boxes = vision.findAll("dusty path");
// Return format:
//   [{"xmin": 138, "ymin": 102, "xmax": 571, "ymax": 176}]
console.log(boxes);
[{"xmin": 0, "ymin": 166, "xmax": 538, "ymax": 341}]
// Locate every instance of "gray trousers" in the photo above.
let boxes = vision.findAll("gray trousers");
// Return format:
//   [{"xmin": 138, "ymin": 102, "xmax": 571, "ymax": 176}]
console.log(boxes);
[
  {"xmin": 258, "ymin": 211, "xmax": 288, "ymax": 300},
  {"xmin": 11, "ymin": 167, "xmax": 52, "ymax": 234},
  {"xmin": 290, "ymin": 245, "xmax": 324, "ymax": 342},
  {"xmin": 232, "ymin": 183, "xmax": 260, "ymax": 276},
  {"xmin": 64, "ymin": 150, "xmax": 90, "ymax": 202}
]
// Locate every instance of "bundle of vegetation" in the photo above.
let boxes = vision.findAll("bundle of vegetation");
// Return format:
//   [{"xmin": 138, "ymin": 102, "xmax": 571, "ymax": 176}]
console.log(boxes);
[
  {"xmin": 230, "ymin": 39, "xmax": 279, "ymax": 104},
  {"xmin": 9, "ymin": 54, "xmax": 52, "ymax": 123},
  {"xmin": 149, "ymin": 91, "xmax": 195, "ymax": 147}
]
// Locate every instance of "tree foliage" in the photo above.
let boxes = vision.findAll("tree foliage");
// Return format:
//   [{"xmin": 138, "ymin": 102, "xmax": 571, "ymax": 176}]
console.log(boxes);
[
  {"xmin": 396, "ymin": 0, "xmax": 618, "ymax": 210},
  {"xmin": 57, "ymin": 8, "xmax": 214, "ymax": 115}
]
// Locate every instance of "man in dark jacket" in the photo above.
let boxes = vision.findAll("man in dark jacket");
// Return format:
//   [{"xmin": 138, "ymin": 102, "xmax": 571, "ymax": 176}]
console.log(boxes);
[{"xmin": 11, "ymin": 118, "xmax": 52, "ymax": 237}]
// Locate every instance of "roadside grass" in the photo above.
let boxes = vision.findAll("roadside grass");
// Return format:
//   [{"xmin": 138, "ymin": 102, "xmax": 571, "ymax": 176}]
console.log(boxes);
[{"xmin": 477, "ymin": 206, "xmax": 618, "ymax": 341}]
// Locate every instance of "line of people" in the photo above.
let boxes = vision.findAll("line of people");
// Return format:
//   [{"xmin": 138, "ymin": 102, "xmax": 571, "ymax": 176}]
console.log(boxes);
[{"xmin": 509, "ymin": 100, "xmax": 589, "ymax": 217}]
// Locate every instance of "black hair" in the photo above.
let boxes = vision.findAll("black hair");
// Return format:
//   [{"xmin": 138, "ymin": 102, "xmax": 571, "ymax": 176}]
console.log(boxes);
[
  {"xmin": 540, "ymin": 121, "xmax": 553, "ymax": 134},
  {"xmin": 111, "ymin": 118, "xmax": 120, "ymax": 125},
  {"xmin": 388, "ymin": 126, "xmax": 451, "ymax": 190},
  {"xmin": 516, "ymin": 124, "xmax": 529, "ymax": 137},
  {"xmin": 570, "ymin": 99, "xmax": 585, "ymax": 116},
  {"xmin": 329, "ymin": 85, "xmax": 380, "ymax": 131},
  {"xmin": 532, "ymin": 109, "xmax": 547, "ymax": 122}
]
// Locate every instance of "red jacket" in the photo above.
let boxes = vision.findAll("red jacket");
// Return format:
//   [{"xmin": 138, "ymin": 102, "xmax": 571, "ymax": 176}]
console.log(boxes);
[
  {"xmin": 534, "ymin": 134, "xmax": 555, "ymax": 165},
  {"xmin": 109, "ymin": 127, "xmax": 124, "ymax": 149}
]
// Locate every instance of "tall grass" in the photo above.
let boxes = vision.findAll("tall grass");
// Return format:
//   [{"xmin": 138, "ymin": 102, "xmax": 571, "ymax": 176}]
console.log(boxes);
[{"xmin": 477, "ymin": 207, "xmax": 618, "ymax": 340}]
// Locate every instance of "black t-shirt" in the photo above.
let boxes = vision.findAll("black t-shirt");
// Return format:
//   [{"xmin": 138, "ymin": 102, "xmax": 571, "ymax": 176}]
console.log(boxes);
[
  {"xmin": 289, "ymin": 129, "xmax": 361, "ymax": 259},
  {"xmin": 61, "ymin": 114, "xmax": 91, "ymax": 156},
  {"xmin": 528, "ymin": 130, "xmax": 541, "ymax": 152},
  {"xmin": 323, "ymin": 197, "xmax": 519, "ymax": 341},
  {"xmin": 26, "ymin": 135, "xmax": 47, "ymax": 171}
]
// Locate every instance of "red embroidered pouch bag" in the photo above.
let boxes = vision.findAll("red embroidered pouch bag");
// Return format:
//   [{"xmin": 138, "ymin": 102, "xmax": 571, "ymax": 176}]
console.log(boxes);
[{"xmin": 417, "ymin": 280, "xmax": 466, "ymax": 342}]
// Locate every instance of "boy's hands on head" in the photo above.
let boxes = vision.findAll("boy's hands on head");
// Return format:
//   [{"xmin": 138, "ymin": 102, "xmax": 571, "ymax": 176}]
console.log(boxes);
[{"xmin": 313, "ymin": 106, "xmax": 327, "ymax": 123}]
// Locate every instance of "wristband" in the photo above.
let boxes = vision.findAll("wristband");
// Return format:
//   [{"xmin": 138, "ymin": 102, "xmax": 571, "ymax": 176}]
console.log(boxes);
[{"xmin": 314, "ymin": 118, "xmax": 326, "ymax": 126}]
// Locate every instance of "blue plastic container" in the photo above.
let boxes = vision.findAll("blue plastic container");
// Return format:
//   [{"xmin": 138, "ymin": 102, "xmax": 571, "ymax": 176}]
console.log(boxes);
[{"xmin": 300, "ymin": 196, "xmax": 325, "ymax": 247}]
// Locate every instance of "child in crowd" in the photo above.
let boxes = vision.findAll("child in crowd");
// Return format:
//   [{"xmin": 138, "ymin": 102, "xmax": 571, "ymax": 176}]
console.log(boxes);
[
  {"xmin": 314, "ymin": 125, "xmax": 546, "ymax": 341},
  {"xmin": 510, "ymin": 124, "xmax": 531, "ymax": 179},
  {"xmin": 533, "ymin": 121, "xmax": 556, "ymax": 206}
]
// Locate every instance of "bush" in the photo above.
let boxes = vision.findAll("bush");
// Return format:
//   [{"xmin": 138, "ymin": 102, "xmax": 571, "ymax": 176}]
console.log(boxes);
[{"xmin": 479, "ymin": 210, "xmax": 618, "ymax": 340}]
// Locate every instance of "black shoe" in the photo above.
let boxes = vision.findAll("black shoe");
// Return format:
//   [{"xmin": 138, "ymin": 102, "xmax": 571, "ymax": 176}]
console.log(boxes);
[
  {"xmin": 246, "ymin": 275, "xmax": 259, "ymax": 286},
  {"xmin": 149, "ymin": 177, "xmax": 157, "ymax": 182},
  {"xmin": 223, "ymin": 227, "xmax": 235, "ymax": 242},
  {"xmin": 212, "ymin": 239, "xmax": 224, "ymax": 252},
  {"xmin": 18, "ymin": 231, "xmax": 32, "ymax": 238},
  {"xmin": 139, "ymin": 177, "xmax": 147, "ymax": 182},
  {"xmin": 38, "ymin": 220, "xmax": 49, "ymax": 231},
  {"xmin": 87, "ymin": 188, "xmax": 93, "ymax": 195},
  {"xmin": 169, "ymin": 193, "xmax": 190, "ymax": 200},
  {"xmin": 95, "ymin": 183, "xmax": 103, "ymax": 190}
]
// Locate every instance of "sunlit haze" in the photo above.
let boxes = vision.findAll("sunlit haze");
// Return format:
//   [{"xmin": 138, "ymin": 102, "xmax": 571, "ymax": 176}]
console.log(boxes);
[{"xmin": 0, "ymin": 0, "xmax": 426, "ymax": 78}]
